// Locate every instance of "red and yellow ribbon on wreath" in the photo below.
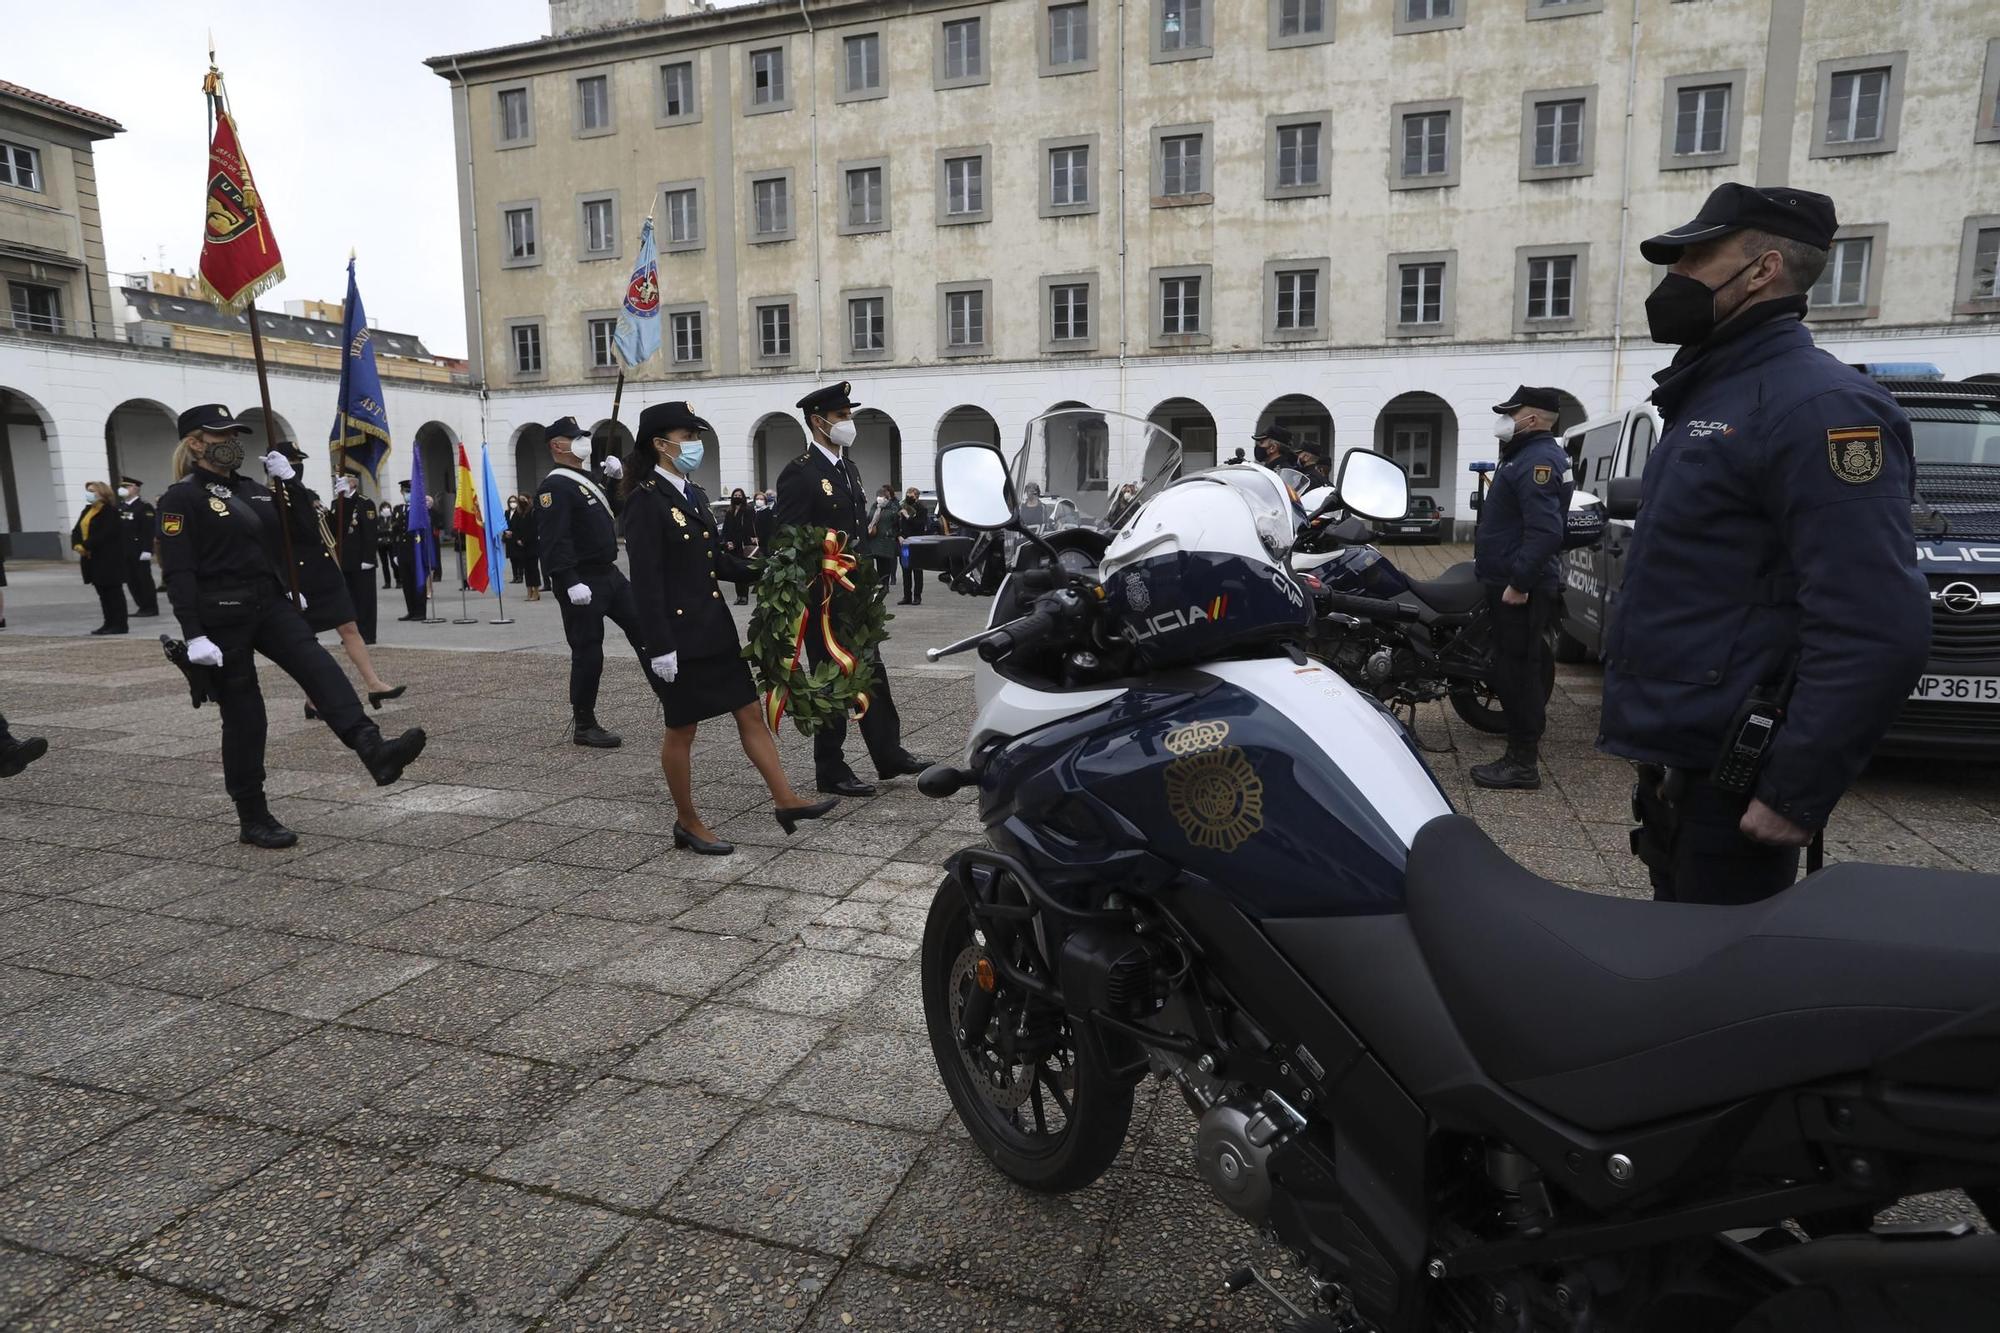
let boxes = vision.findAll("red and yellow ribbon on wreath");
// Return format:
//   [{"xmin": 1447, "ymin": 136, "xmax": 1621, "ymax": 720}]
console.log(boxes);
[{"xmin": 762, "ymin": 528, "xmax": 873, "ymax": 731}]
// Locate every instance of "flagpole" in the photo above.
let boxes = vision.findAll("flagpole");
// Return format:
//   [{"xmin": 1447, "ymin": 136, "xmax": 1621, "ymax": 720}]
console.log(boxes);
[{"xmin": 452, "ymin": 538, "xmax": 475, "ymax": 624}]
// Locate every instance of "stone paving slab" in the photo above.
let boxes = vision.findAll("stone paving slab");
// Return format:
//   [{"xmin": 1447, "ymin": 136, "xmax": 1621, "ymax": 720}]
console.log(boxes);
[{"xmin": 0, "ymin": 599, "xmax": 1996, "ymax": 1329}]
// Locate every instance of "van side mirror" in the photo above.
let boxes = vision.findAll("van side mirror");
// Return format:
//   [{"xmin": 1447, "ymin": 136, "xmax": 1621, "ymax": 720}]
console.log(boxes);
[{"xmin": 1604, "ymin": 477, "xmax": 1643, "ymax": 520}]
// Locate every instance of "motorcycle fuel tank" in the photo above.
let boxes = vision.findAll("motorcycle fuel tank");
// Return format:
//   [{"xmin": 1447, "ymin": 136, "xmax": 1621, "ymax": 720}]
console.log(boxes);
[{"xmin": 1313, "ymin": 545, "xmax": 1414, "ymax": 601}]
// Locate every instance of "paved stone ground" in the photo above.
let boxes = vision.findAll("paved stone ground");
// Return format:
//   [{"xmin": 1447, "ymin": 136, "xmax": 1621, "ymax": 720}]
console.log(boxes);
[{"xmin": 0, "ymin": 547, "xmax": 1994, "ymax": 1330}]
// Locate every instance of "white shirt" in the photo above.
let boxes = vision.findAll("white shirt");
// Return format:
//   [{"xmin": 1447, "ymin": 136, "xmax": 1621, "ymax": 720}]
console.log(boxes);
[
  {"xmin": 813, "ymin": 440, "xmax": 844, "ymax": 470},
  {"xmin": 655, "ymin": 465, "xmax": 690, "ymax": 498}
]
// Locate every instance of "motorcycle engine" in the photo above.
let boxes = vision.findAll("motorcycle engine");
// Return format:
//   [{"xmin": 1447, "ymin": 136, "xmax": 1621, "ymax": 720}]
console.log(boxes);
[{"xmin": 1195, "ymin": 1095, "xmax": 1294, "ymax": 1224}]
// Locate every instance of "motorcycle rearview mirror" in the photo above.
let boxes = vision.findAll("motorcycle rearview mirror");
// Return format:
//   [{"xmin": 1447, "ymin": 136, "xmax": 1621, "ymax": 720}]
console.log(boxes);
[
  {"xmin": 1333, "ymin": 449, "xmax": 1411, "ymax": 523},
  {"xmin": 1603, "ymin": 476, "xmax": 1644, "ymax": 520},
  {"xmin": 936, "ymin": 442, "xmax": 1016, "ymax": 532}
]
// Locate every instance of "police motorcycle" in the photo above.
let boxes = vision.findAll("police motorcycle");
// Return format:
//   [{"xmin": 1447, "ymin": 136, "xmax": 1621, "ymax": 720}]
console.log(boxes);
[{"xmin": 915, "ymin": 408, "xmax": 2000, "ymax": 1332}]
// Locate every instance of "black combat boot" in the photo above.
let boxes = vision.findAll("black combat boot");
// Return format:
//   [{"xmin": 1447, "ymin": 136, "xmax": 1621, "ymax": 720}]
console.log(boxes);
[
  {"xmin": 1471, "ymin": 745, "xmax": 1542, "ymax": 791},
  {"xmin": 354, "ymin": 724, "xmax": 428, "ymax": 786},
  {"xmin": 236, "ymin": 795, "xmax": 299, "ymax": 849},
  {"xmin": 0, "ymin": 733, "xmax": 49, "ymax": 778},
  {"xmin": 572, "ymin": 717, "xmax": 622, "ymax": 748}
]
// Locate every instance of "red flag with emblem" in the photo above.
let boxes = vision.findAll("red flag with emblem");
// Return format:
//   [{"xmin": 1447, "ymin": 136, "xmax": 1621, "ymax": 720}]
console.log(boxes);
[{"xmin": 197, "ymin": 105, "xmax": 284, "ymax": 311}]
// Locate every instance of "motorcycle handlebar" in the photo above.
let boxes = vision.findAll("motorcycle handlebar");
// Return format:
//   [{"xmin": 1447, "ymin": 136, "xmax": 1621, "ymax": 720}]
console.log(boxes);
[
  {"xmin": 977, "ymin": 606, "xmax": 1063, "ymax": 662},
  {"xmin": 1320, "ymin": 591, "xmax": 1422, "ymax": 624}
]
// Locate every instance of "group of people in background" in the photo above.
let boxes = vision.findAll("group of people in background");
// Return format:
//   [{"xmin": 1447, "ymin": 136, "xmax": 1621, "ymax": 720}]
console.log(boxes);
[
  {"xmin": 67, "ymin": 474, "xmax": 161, "ymax": 635},
  {"xmin": 864, "ymin": 483, "xmax": 937, "ymax": 606}
]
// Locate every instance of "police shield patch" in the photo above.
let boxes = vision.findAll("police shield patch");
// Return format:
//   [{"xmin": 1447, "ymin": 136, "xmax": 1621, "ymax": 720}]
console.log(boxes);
[
  {"xmin": 539, "ymin": 492, "xmax": 552, "ymax": 508},
  {"xmin": 1827, "ymin": 426, "xmax": 1884, "ymax": 485},
  {"xmin": 160, "ymin": 513, "xmax": 184, "ymax": 537},
  {"xmin": 1533, "ymin": 464, "xmax": 1553, "ymax": 485}
]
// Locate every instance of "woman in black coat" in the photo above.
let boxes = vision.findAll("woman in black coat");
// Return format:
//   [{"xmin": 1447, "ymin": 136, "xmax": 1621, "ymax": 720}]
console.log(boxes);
[
  {"xmin": 70, "ymin": 481, "xmax": 129, "ymax": 635},
  {"xmin": 719, "ymin": 487, "xmax": 756, "ymax": 605},
  {"xmin": 619, "ymin": 401, "xmax": 834, "ymax": 855}
]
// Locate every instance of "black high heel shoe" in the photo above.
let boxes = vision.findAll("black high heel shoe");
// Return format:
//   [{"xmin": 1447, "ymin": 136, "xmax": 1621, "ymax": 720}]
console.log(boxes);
[
  {"xmin": 673, "ymin": 823, "xmax": 735, "ymax": 856},
  {"xmin": 368, "ymin": 685, "xmax": 407, "ymax": 709},
  {"xmin": 774, "ymin": 797, "xmax": 838, "ymax": 835}
]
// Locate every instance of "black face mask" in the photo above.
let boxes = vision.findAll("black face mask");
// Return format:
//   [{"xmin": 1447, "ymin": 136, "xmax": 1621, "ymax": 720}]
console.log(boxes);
[
  {"xmin": 1644, "ymin": 254, "xmax": 1763, "ymax": 346},
  {"xmin": 201, "ymin": 439, "xmax": 245, "ymax": 471},
  {"xmin": 731, "ymin": 495, "xmax": 745, "ymax": 506}
]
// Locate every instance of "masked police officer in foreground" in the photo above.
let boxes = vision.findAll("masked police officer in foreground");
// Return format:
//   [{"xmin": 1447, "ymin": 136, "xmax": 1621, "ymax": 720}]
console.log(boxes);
[
  {"xmin": 1601, "ymin": 184, "xmax": 1930, "ymax": 904},
  {"xmin": 536, "ymin": 415, "xmax": 642, "ymax": 748},
  {"xmin": 774, "ymin": 382, "xmax": 930, "ymax": 796},
  {"xmin": 1472, "ymin": 386, "xmax": 1573, "ymax": 791},
  {"xmin": 158, "ymin": 405, "xmax": 427, "ymax": 848}
]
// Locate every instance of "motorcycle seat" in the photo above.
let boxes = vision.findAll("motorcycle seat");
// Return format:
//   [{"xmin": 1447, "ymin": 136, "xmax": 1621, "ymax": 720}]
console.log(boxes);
[
  {"xmin": 1403, "ymin": 563, "xmax": 1486, "ymax": 615},
  {"xmin": 1405, "ymin": 815, "xmax": 2000, "ymax": 1132}
]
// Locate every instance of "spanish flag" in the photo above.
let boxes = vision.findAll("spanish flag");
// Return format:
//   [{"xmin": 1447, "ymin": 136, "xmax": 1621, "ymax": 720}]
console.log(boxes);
[{"xmin": 453, "ymin": 443, "xmax": 489, "ymax": 592}]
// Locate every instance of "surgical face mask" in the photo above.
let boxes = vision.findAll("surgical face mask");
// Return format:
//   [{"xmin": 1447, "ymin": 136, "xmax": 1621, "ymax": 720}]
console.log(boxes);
[
  {"xmin": 1493, "ymin": 416, "xmax": 1518, "ymax": 444},
  {"xmin": 567, "ymin": 437, "xmax": 592, "ymax": 462},
  {"xmin": 117, "ymin": 486, "xmax": 133, "ymax": 499},
  {"xmin": 825, "ymin": 419, "xmax": 858, "ymax": 450},
  {"xmin": 670, "ymin": 437, "xmax": 705, "ymax": 473},
  {"xmin": 203, "ymin": 438, "xmax": 244, "ymax": 471},
  {"xmin": 1644, "ymin": 254, "xmax": 1764, "ymax": 346}
]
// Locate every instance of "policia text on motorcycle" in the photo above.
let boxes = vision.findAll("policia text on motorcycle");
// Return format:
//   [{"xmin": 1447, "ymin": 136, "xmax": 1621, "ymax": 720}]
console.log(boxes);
[
  {"xmin": 1470, "ymin": 386, "xmax": 1573, "ymax": 791},
  {"xmin": 156, "ymin": 404, "xmax": 428, "ymax": 849},
  {"xmin": 1602, "ymin": 183, "xmax": 1931, "ymax": 905}
]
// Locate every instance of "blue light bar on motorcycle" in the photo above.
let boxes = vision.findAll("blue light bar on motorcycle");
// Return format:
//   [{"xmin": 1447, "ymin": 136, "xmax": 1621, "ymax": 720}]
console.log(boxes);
[{"xmin": 1468, "ymin": 461, "xmax": 1497, "ymax": 474}]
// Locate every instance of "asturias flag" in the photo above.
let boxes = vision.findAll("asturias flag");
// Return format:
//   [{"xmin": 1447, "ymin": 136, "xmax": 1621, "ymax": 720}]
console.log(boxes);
[
  {"xmin": 453, "ymin": 443, "xmax": 489, "ymax": 592},
  {"xmin": 612, "ymin": 217, "xmax": 661, "ymax": 367},
  {"xmin": 197, "ymin": 103, "xmax": 284, "ymax": 311},
  {"xmin": 329, "ymin": 257, "xmax": 392, "ymax": 482},
  {"xmin": 478, "ymin": 442, "xmax": 508, "ymax": 588}
]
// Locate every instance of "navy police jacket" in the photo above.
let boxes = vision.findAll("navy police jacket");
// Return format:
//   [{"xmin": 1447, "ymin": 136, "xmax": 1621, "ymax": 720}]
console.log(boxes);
[
  {"xmin": 534, "ymin": 464, "xmax": 622, "ymax": 592},
  {"xmin": 1474, "ymin": 429, "xmax": 1572, "ymax": 590},
  {"xmin": 1599, "ymin": 308, "xmax": 1930, "ymax": 831}
]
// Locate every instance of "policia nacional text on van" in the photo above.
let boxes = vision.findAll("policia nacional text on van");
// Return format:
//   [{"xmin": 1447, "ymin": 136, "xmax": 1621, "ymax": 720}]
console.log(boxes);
[{"xmin": 1601, "ymin": 184, "xmax": 1930, "ymax": 905}]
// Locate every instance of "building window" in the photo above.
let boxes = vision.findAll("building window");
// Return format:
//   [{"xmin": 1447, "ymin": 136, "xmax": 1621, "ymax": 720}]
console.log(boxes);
[
  {"xmin": 587, "ymin": 316, "xmax": 617, "ymax": 370},
  {"xmin": 1160, "ymin": 132, "xmax": 1204, "ymax": 198},
  {"xmin": 1277, "ymin": 0, "xmax": 1325, "ymax": 38},
  {"xmin": 1526, "ymin": 256, "xmax": 1575, "ymax": 321},
  {"xmin": 8, "ymin": 282, "xmax": 60, "ymax": 334},
  {"xmin": 501, "ymin": 203, "xmax": 539, "ymax": 266},
  {"xmin": 1274, "ymin": 269, "xmax": 1318, "ymax": 332},
  {"xmin": 846, "ymin": 166, "xmax": 884, "ymax": 229},
  {"xmin": 660, "ymin": 61, "xmax": 698, "ymax": 123},
  {"xmin": 1529, "ymin": 0, "xmax": 1605, "ymax": 16},
  {"xmin": 1675, "ymin": 85, "xmax": 1727, "ymax": 156},
  {"xmin": 1513, "ymin": 244, "xmax": 1588, "ymax": 333},
  {"xmin": 1159, "ymin": 0, "xmax": 1204, "ymax": 51},
  {"xmin": 1402, "ymin": 112, "xmax": 1448, "ymax": 178},
  {"xmin": 1660, "ymin": 71, "xmax": 1745, "ymax": 169},
  {"xmin": 847, "ymin": 292, "xmax": 890, "ymax": 359},
  {"xmin": 576, "ymin": 74, "xmax": 612, "ymax": 134},
  {"xmin": 1051, "ymin": 283, "xmax": 1089, "ymax": 342},
  {"xmin": 1521, "ymin": 87, "xmax": 1596, "ymax": 180},
  {"xmin": 1394, "ymin": 0, "xmax": 1462, "ymax": 35},
  {"xmin": 1391, "ymin": 100, "xmax": 1463, "ymax": 188},
  {"xmin": 1980, "ymin": 39, "xmax": 2000, "ymax": 145},
  {"xmin": 941, "ymin": 18, "xmax": 984, "ymax": 82},
  {"xmin": 1959, "ymin": 220, "xmax": 2000, "ymax": 313},
  {"xmin": 1810, "ymin": 237, "xmax": 1868, "ymax": 308},
  {"xmin": 1275, "ymin": 123, "xmax": 1320, "ymax": 188},
  {"xmin": 1050, "ymin": 4, "xmax": 1089, "ymax": 66},
  {"xmin": 1400, "ymin": 264, "xmax": 1444, "ymax": 325},
  {"xmin": 1810, "ymin": 53, "xmax": 1906, "ymax": 159},
  {"xmin": 581, "ymin": 196, "xmax": 615, "ymax": 256},
  {"xmin": 942, "ymin": 285, "xmax": 987, "ymax": 353},
  {"xmin": 751, "ymin": 173, "xmax": 793, "ymax": 241},
  {"xmin": 1534, "ymin": 100, "xmax": 1583, "ymax": 168},
  {"xmin": 757, "ymin": 301, "xmax": 793, "ymax": 360},
  {"xmin": 496, "ymin": 89, "xmax": 531, "ymax": 146},
  {"xmin": 1050, "ymin": 144, "xmax": 1089, "ymax": 206},
  {"xmin": 1387, "ymin": 250, "xmax": 1456, "ymax": 337},
  {"xmin": 671, "ymin": 309, "xmax": 704, "ymax": 365},
  {"xmin": 1386, "ymin": 419, "xmax": 1438, "ymax": 482},
  {"xmin": 749, "ymin": 47, "xmax": 788, "ymax": 109},
  {"xmin": 662, "ymin": 185, "xmax": 701, "ymax": 249},
  {"xmin": 937, "ymin": 147, "xmax": 992, "ymax": 225},
  {"xmin": 845, "ymin": 33, "xmax": 882, "ymax": 95},
  {"xmin": 510, "ymin": 322, "xmax": 543, "ymax": 376},
  {"xmin": 1160, "ymin": 274, "xmax": 1202, "ymax": 336}
]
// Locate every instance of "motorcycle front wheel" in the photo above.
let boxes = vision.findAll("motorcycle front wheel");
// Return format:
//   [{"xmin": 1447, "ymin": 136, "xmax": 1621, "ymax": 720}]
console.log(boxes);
[
  {"xmin": 921, "ymin": 874, "xmax": 1134, "ymax": 1194},
  {"xmin": 1448, "ymin": 651, "xmax": 1558, "ymax": 734}
]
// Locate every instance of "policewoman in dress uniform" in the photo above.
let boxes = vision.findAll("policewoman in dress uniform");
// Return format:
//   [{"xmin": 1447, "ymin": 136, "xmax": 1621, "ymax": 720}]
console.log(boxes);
[
  {"xmin": 158, "ymin": 404, "xmax": 427, "ymax": 848},
  {"xmin": 115, "ymin": 476, "xmax": 160, "ymax": 618},
  {"xmin": 535, "ymin": 415, "xmax": 647, "ymax": 748},
  {"xmin": 620, "ymin": 401, "xmax": 836, "ymax": 855},
  {"xmin": 70, "ymin": 481, "xmax": 128, "ymax": 635},
  {"xmin": 332, "ymin": 467, "xmax": 380, "ymax": 643},
  {"xmin": 773, "ymin": 382, "xmax": 930, "ymax": 797},
  {"xmin": 1602, "ymin": 184, "xmax": 1930, "ymax": 904},
  {"xmin": 1470, "ymin": 386, "xmax": 1575, "ymax": 792}
]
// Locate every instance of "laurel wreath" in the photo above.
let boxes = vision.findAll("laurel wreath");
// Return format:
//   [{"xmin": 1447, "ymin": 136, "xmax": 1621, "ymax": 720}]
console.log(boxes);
[{"xmin": 743, "ymin": 524, "xmax": 894, "ymax": 735}]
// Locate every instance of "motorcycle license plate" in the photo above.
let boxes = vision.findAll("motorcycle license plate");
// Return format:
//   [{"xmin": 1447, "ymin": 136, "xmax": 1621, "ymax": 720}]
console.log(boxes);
[{"xmin": 1909, "ymin": 674, "xmax": 2000, "ymax": 703}]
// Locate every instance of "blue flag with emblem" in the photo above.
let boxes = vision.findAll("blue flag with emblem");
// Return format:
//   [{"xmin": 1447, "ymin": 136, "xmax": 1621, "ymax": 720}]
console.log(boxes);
[
  {"xmin": 612, "ymin": 216, "xmax": 661, "ymax": 368},
  {"xmin": 408, "ymin": 444, "xmax": 433, "ymax": 589},
  {"xmin": 478, "ymin": 441, "xmax": 508, "ymax": 587},
  {"xmin": 328, "ymin": 256, "xmax": 392, "ymax": 483}
]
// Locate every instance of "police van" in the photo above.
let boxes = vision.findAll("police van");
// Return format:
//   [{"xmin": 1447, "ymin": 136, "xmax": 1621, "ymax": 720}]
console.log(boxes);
[{"xmin": 1551, "ymin": 374, "xmax": 2000, "ymax": 758}]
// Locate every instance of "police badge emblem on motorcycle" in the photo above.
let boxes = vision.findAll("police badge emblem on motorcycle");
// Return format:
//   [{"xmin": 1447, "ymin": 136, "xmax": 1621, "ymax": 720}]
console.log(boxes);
[
  {"xmin": 1161, "ymin": 720, "xmax": 1265, "ymax": 854},
  {"xmin": 1124, "ymin": 572, "xmax": 1151, "ymax": 613}
]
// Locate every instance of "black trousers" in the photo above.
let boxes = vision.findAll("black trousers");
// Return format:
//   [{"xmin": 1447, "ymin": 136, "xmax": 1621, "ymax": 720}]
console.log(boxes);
[
  {"xmin": 1485, "ymin": 583, "xmax": 1554, "ymax": 751},
  {"xmin": 379, "ymin": 550, "xmax": 397, "ymax": 589},
  {"xmin": 873, "ymin": 555, "xmax": 896, "ymax": 585},
  {"xmin": 344, "ymin": 567, "xmax": 378, "ymax": 644},
  {"xmin": 1633, "ymin": 768, "xmax": 1801, "ymax": 905},
  {"xmin": 555, "ymin": 570, "xmax": 649, "ymax": 723},
  {"xmin": 804, "ymin": 627, "xmax": 905, "ymax": 784},
  {"xmin": 211, "ymin": 592, "xmax": 370, "ymax": 804},
  {"xmin": 395, "ymin": 551, "xmax": 426, "ymax": 619},
  {"xmin": 92, "ymin": 580, "xmax": 128, "ymax": 632},
  {"xmin": 519, "ymin": 554, "xmax": 541, "ymax": 589},
  {"xmin": 125, "ymin": 558, "xmax": 158, "ymax": 615},
  {"xmin": 901, "ymin": 562, "xmax": 924, "ymax": 603}
]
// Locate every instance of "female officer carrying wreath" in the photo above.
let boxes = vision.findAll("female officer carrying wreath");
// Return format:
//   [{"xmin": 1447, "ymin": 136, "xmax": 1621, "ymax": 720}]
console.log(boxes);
[
  {"xmin": 157, "ymin": 404, "xmax": 428, "ymax": 848},
  {"xmin": 619, "ymin": 400, "xmax": 834, "ymax": 855}
]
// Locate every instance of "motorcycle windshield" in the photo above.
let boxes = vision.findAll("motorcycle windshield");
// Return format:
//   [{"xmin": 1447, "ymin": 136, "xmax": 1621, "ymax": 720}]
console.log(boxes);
[{"xmin": 1010, "ymin": 408, "xmax": 1184, "ymax": 536}]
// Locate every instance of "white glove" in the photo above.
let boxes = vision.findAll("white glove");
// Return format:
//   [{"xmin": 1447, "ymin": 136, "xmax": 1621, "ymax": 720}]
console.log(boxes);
[
  {"xmin": 261, "ymin": 451, "xmax": 296, "ymax": 481},
  {"xmin": 360, "ymin": 562, "xmax": 375, "ymax": 571},
  {"xmin": 140, "ymin": 552, "xmax": 152, "ymax": 563},
  {"xmin": 566, "ymin": 582, "xmax": 592, "ymax": 606},
  {"xmin": 291, "ymin": 591, "xmax": 309, "ymax": 611},
  {"xmin": 600, "ymin": 456, "xmax": 624, "ymax": 480},
  {"xmin": 650, "ymin": 651, "xmax": 678, "ymax": 683},
  {"xmin": 332, "ymin": 477, "xmax": 356, "ymax": 498},
  {"xmin": 186, "ymin": 635, "xmax": 223, "ymax": 667}
]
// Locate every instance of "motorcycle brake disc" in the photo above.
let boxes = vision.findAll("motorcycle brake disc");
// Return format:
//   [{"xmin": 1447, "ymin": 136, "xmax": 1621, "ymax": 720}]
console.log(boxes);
[{"xmin": 948, "ymin": 943, "xmax": 1036, "ymax": 1110}]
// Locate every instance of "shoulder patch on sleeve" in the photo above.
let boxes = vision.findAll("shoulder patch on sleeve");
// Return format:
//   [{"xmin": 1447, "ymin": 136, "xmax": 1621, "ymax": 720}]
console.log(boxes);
[
  {"xmin": 1827, "ymin": 426, "xmax": 1884, "ymax": 485},
  {"xmin": 539, "ymin": 492, "xmax": 553, "ymax": 508},
  {"xmin": 1532, "ymin": 464, "xmax": 1553, "ymax": 485},
  {"xmin": 160, "ymin": 513, "xmax": 184, "ymax": 537}
]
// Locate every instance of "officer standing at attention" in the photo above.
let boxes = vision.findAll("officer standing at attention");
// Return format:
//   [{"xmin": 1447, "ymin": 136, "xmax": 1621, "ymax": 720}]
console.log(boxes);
[
  {"xmin": 115, "ymin": 476, "xmax": 160, "ymax": 618},
  {"xmin": 774, "ymin": 382, "xmax": 930, "ymax": 797},
  {"xmin": 1470, "ymin": 386, "xmax": 1574, "ymax": 791},
  {"xmin": 157, "ymin": 405, "xmax": 427, "ymax": 847},
  {"xmin": 536, "ymin": 415, "xmax": 644, "ymax": 748},
  {"xmin": 332, "ymin": 468, "xmax": 380, "ymax": 644},
  {"xmin": 390, "ymin": 481, "xmax": 424, "ymax": 621},
  {"xmin": 1603, "ymin": 184, "xmax": 1930, "ymax": 904}
]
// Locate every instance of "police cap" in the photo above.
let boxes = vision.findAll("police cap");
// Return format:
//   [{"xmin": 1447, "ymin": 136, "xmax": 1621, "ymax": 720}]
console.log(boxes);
[
  {"xmin": 795, "ymin": 381, "xmax": 860, "ymax": 418},
  {"xmin": 1253, "ymin": 424, "xmax": 1295, "ymax": 448},
  {"xmin": 544, "ymin": 416, "xmax": 590, "ymax": 445},
  {"xmin": 1492, "ymin": 385, "xmax": 1564, "ymax": 414},
  {"xmin": 272, "ymin": 440, "xmax": 308, "ymax": 461},
  {"xmin": 1640, "ymin": 183, "xmax": 1838, "ymax": 265},
  {"xmin": 119, "ymin": 475, "xmax": 142, "ymax": 488},
  {"xmin": 636, "ymin": 400, "xmax": 713, "ymax": 445},
  {"xmin": 177, "ymin": 404, "xmax": 251, "ymax": 437}
]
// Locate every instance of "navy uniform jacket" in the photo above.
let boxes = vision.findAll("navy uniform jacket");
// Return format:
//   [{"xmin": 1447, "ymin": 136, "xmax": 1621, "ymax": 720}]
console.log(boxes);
[
  {"xmin": 155, "ymin": 470, "xmax": 290, "ymax": 639},
  {"xmin": 118, "ymin": 497, "xmax": 155, "ymax": 561},
  {"xmin": 622, "ymin": 471, "xmax": 752, "ymax": 661},
  {"xmin": 1600, "ymin": 310, "xmax": 1930, "ymax": 830},
  {"xmin": 1474, "ymin": 429, "xmax": 1572, "ymax": 590},
  {"xmin": 334, "ymin": 494, "xmax": 378, "ymax": 575},
  {"xmin": 535, "ymin": 464, "xmax": 622, "ymax": 592},
  {"xmin": 774, "ymin": 444, "xmax": 869, "ymax": 541}
]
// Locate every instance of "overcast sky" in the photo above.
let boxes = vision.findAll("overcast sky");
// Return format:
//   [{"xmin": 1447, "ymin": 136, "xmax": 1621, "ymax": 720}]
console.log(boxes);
[{"xmin": 12, "ymin": 1, "xmax": 557, "ymax": 359}]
